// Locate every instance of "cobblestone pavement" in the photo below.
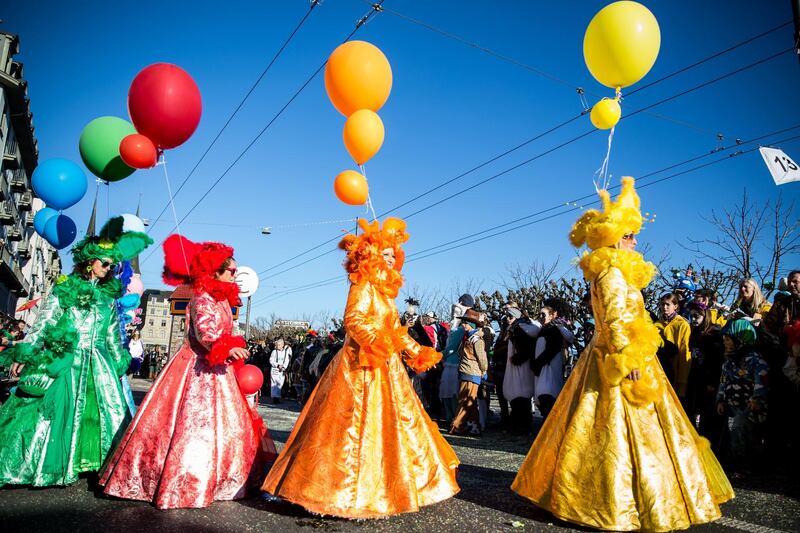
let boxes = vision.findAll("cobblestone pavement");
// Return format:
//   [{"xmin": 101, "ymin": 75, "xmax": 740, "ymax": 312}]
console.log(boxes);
[{"xmin": 1, "ymin": 378, "xmax": 798, "ymax": 532}]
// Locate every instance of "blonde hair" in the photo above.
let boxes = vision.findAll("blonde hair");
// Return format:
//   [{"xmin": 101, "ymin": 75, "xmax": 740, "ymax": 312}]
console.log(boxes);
[{"xmin": 736, "ymin": 278, "xmax": 766, "ymax": 315}]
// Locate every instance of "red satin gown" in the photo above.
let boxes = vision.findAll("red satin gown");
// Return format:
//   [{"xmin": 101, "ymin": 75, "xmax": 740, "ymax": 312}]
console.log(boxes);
[{"xmin": 100, "ymin": 292, "xmax": 276, "ymax": 509}]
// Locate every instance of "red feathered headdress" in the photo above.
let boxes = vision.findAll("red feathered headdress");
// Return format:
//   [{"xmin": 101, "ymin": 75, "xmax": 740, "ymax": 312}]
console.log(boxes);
[{"xmin": 163, "ymin": 234, "xmax": 241, "ymax": 306}]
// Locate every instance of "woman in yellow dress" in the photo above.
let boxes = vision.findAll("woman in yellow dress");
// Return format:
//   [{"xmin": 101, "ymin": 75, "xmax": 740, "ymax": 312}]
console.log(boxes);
[
  {"xmin": 262, "ymin": 217, "xmax": 459, "ymax": 518},
  {"xmin": 512, "ymin": 177, "xmax": 733, "ymax": 532}
]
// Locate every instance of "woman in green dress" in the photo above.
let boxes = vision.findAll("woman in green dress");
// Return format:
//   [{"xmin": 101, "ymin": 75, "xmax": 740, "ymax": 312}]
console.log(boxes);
[{"xmin": 0, "ymin": 216, "xmax": 152, "ymax": 486}]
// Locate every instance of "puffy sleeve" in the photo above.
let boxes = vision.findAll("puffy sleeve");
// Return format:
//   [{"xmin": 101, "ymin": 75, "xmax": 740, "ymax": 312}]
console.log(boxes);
[
  {"xmin": 596, "ymin": 267, "xmax": 630, "ymax": 353},
  {"xmin": 393, "ymin": 323, "xmax": 441, "ymax": 374},
  {"xmin": 344, "ymin": 282, "xmax": 393, "ymax": 368},
  {"xmin": 595, "ymin": 266, "xmax": 662, "ymax": 391},
  {"xmin": 344, "ymin": 282, "xmax": 381, "ymax": 347},
  {"xmin": 0, "ymin": 291, "xmax": 63, "ymax": 367},
  {"xmin": 105, "ymin": 306, "xmax": 132, "ymax": 377},
  {"xmin": 191, "ymin": 293, "xmax": 245, "ymax": 366}
]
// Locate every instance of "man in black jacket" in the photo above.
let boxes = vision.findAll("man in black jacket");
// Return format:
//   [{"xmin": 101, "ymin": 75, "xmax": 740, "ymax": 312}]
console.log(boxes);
[{"xmin": 532, "ymin": 297, "xmax": 574, "ymax": 422}]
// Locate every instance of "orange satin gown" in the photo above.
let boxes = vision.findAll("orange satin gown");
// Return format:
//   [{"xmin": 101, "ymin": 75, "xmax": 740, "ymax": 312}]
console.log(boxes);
[{"xmin": 262, "ymin": 281, "xmax": 459, "ymax": 518}]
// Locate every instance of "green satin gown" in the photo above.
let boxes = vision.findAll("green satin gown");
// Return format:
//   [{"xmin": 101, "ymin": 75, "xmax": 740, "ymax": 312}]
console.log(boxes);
[{"xmin": 0, "ymin": 274, "xmax": 131, "ymax": 486}]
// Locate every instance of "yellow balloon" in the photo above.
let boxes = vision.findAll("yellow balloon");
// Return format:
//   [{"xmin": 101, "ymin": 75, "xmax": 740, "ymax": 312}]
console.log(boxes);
[
  {"xmin": 343, "ymin": 109, "xmax": 385, "ymax": 165},
  {"xmin": 590, "ymin": 98, "xmax": 622, "ymax": 130},
  {"xmin": 584, "ymin": 1, "xmax": 660, "ymax": 89}
]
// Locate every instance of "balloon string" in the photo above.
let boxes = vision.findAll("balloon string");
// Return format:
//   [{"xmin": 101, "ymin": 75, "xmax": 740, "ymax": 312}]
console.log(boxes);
[
  {"xmin": 360, "ymin": 164, "xmax": 378, "ymax": 222},
  {"xmin": 593, "ymin": 126, "xmax": 615, "ymax": 192},
  {"xmin": 159, "ymin": 153, "xmax": 191, "ymax": 275}
]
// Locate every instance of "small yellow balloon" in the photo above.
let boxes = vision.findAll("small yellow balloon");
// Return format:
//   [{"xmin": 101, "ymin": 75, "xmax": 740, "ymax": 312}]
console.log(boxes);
[
  {"xmin": 584, "ymin": 1, "xmax": 661, "ymax": 89},
  {"xmin": 343, "ymin": 109, "xmax": 385, "ymax": 165},
  {"xmin": 334, "ymin": 170, "xmax": 369, "ymax": 205},
  {"xmin": 590, "ymin": 98, "xmax": 622, "ymax": 130}
]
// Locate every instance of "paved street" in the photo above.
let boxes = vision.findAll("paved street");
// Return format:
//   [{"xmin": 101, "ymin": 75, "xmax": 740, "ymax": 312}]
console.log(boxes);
[{"xmin": 1, "ymin": 378, "xmax": 798, "ymax": 533}]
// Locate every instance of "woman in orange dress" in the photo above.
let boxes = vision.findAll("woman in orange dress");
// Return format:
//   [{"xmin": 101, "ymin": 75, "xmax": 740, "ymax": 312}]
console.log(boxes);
[{"xmin": 262, "ymin": 217, "xmax": 459, "ymax": 518}]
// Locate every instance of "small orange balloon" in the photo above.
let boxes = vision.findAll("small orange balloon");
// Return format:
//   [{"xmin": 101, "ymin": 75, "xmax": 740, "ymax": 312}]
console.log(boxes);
[
  {"xmin": 334, "ymin": 170, "xmax": 369, "ymax": 205},
  {"xmin": 343, "ymin": 109, "xmax": 385, "ymax": 165},
  {"xmin": 325, "ymin": 41, "xmax": 392, "ymax": 117}
]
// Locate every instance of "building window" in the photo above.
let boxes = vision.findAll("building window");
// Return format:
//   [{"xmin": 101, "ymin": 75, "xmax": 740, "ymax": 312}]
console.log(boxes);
[
  {"xmin": 149, "ymin": 319, "xmax": 154, "ymax": 326},
  {"xmin": 161, "ymin": 320, "xmax": 167, "ymax": 327}
]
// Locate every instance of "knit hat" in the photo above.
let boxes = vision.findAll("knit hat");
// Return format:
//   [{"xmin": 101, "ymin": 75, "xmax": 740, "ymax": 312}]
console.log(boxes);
[{"xmin": 722, "ymin": 319, "xmax": 757, "ymax": 346}]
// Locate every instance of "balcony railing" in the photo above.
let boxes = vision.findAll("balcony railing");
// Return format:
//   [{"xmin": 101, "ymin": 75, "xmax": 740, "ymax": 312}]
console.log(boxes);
[
  {"xmin": 17, "ymin": 240, "xmax": 30, "ymax": 259},
  {"xmin": 0, "ymin": 200, "xmax": 13, "ymax": 224},
  {"xmin": 17, "ymin": 190, "xmax": 32, "ymax": 210},
  {"xmin": 7, "ymin": 225, "xmax": 22, "ymax": 241},
  {"xmin": 9, "ymin": 169, "xmax": 28, "ymax": 192}
]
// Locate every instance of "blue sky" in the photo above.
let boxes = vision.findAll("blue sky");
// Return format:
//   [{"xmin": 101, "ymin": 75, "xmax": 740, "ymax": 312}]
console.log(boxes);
[{"xmin": 5, "ymin": 0, "xmax": 800, "ymax": 321}]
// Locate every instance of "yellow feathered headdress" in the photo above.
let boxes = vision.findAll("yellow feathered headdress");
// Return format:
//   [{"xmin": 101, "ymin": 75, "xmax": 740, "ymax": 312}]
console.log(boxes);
[{"xmin": 569, "ymin": 176, "xmax": 643, "ymax": 250}]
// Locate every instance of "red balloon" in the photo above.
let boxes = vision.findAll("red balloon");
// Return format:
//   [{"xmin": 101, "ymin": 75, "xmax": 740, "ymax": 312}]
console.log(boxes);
[
  {"xmin": 235, "ymin": 364, "xmax": 263, "ymax": 395},
  {"xmin": 128, "ymin": 63, "xmax": 202, "ymax": 149},
  {"xmin": 119, "ymin": 134, "xmax": 158, "ymax": 169}
]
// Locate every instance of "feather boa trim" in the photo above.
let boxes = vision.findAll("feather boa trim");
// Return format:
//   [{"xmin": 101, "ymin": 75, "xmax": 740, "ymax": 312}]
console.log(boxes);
[
  {"xmin": 579, "ymin": 247, "xmax": 655, "ymax": 289},
  {"xmin": 599, "ymin": 314, "xmax": 663, "ymax": 405},
  {"xmin": 195, "ymin": 277, "xmax": 242, "ymax": 308},
  {"xmin": 206, "ymin": 333, "xmax": 246, "ymax": 367},
  {"xmin": 404, "ymin": 346, "xmax": 442, "ymax": 374}
]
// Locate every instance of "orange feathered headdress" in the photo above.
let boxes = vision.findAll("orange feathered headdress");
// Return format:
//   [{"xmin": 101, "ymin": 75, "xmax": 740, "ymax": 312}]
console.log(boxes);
[
  {"xmin": 339, "ymin": 217, "xmax": 409, "ymax": 297},
  {"xmin": 569, "ymin": 176, "xmax": 643, "ymax": 250},
  {"xmin": 162, "ymin": 234, "xmax": 235, "ymax": 286}
]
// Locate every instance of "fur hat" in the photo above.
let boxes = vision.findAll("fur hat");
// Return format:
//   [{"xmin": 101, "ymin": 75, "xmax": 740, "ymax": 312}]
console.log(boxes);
[
  {"xmin": 162, "ymin": 234, "xmax": 234, "ymax": 286},
  {"xmin": 569, "ymin": 176, "xmax": 643, "ymax": 250}
]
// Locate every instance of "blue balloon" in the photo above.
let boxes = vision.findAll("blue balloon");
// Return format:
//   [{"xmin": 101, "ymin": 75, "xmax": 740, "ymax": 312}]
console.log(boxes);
[
  {"xmin": 43, "ymin": 214, "xmax": 77, "ymax": 250},
  {"xmin": 32, "ymin": 158, "xmax": 88, "ymax": 210},
  {"xmin": 33, "ymin": 207, "xmax": 59, "ymax": 236}
]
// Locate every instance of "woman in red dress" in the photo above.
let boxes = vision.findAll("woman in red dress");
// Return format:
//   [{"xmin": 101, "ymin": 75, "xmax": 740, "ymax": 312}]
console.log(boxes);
[{"xmin": 100, "ymin": 235, "xmax": 276, "ymax": 509}]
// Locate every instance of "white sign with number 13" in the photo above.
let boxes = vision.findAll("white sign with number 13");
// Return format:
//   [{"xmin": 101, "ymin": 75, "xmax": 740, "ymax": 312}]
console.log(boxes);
[{"xmin": 759, "ymin": 147, "xmax": 800, "ymax": 186}]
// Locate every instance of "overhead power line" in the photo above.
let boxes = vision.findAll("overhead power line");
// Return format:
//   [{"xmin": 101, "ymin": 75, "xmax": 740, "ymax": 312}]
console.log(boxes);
[
  {"xmin": 252, "ymin": 127, "xmax": 800, "ymax": 306},
  {"xmin": 256, "ymin": 47, "xmax": 793, "ymax": 280},
  {"xmin": 146, "ymin": 0, "xmax": 322, "ymax": 235},
  {"xmin": 141, "ymin": 1, "xmax": 385, "ymax": 266}
]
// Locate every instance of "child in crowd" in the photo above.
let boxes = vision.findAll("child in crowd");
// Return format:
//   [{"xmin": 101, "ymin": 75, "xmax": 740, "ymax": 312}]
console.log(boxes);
[{"xmin": 716, "ymin": 319, "xmax": 768, "ymax": 472}]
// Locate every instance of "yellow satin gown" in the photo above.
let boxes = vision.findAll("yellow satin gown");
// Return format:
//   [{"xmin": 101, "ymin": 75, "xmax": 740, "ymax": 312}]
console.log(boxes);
[
  {"xmin": 512, "ymin": 248, "xmax": 734, "ymax": 532},
  {"xmin": 262, "ymin": 281, "xmax": 459, "ymax": 518}
]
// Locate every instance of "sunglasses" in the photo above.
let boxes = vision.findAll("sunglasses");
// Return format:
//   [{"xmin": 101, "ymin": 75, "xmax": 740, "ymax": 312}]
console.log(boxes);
[
  {"xmin": 99, "ymin": 260, "xmax": 118, "ymax": 269},
  {"xmin": 223, "ymin": 267, "xmax": 237, "ymax": 275},
  {"xmin": 622, "ymin": 233, "xmax": 636, "ymax": 240}
]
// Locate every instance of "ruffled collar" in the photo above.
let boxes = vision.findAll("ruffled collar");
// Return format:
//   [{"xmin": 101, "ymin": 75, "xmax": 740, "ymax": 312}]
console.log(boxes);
[
  {"xmin": 53, "ymin": 274, "xmax": 122, "ymax": 309},
  {"xmin": 579, "ymin": 247, "xmax": 655, "ymax": 289},
  {"xmin": 348, "ymin": 262, "xmax": 404, "ymax": 298},
  {"xmin": 194, "ymin": 277, "xmax": 242, "ymax": 307}
]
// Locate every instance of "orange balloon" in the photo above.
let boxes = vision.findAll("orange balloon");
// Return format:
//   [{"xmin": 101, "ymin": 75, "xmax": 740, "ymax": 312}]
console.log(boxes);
[
  {"xmin": 343, "ymin": 110, "xmax": 385, "ymax": 165},
  {"xmin": 325, "ymin": 41, "xmax": 392, "ymax": 117},
  {"xmin": 334, "ymin": 170, "xmax": 369, "ymax": 205}
]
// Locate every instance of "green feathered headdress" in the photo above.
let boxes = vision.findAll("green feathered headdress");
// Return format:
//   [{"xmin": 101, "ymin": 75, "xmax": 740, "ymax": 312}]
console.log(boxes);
[{"xmin": 72, "ymin": 215, "xmax": 154, "ymax": 264}]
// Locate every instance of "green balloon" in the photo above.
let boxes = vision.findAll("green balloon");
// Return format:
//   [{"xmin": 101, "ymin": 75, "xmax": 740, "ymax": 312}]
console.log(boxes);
[{"xmin": 78, "ymin": 116, "xmax": 137, "ymax": 181}]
